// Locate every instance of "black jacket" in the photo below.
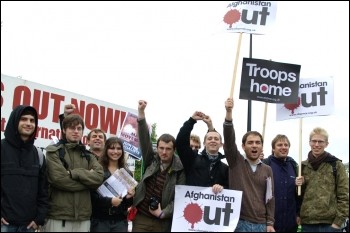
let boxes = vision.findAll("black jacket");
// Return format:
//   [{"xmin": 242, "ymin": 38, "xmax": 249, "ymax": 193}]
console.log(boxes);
[
  {"xmin": 91, "ymin": 169, "xmax": 133, "ymax": 221},
  {"xmin": 263, "ymin": 155, "xmax": 300, "ymax": 231},
  {"xmin": 176, "ymin": 117, "xmax": 228, "ymax": 188},
  {"xmin": 1, "ymin": 105, "xmax": 49, "ymax": 226}
]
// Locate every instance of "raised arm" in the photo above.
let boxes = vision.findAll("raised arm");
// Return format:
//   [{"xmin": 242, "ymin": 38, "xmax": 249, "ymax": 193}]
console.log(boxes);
[
  {"xmin": 137, "ymin": 100, "xmax": 155, "ymax": 167},
  {"xmin": 202, "ymin": 114, "xmax": 215, "ymax": 132},
  {"xmin": 176, "ymin": 111, "xmax": 204, "ymax": 171},
  {"xmin": 223, "ymin": 98, "xmax": 241, "ymax": 167}
]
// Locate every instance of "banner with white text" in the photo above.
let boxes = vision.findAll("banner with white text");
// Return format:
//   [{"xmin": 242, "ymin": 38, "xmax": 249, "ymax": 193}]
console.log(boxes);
[
  {"xmin": 239, "ymin": 58, "xmax": 301, "ymax": 103},
  {"xmin": 1, "ymin": 74, "xmax": 137, "ymax": 151},
  {"xmin": 276, "ymin": 77, "xmax": 334, "ymax": 121},
  {"xmin": 171, "ymin": 185, "xmax": 242, "ymax": 232}
]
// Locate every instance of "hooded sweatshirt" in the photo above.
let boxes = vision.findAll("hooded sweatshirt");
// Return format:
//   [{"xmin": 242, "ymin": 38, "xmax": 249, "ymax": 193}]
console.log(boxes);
[{"xmin": 1, "ymin": 105, "xmax": 49, "ymax": 226}]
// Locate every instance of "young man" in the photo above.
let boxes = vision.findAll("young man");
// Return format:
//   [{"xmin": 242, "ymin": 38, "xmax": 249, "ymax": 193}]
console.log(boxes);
[
  {"xmin": 263, "ymin": 134, "xmax": 300, "ymax": 232},
  {"xmin": 86, "ymin": 128, "xmax": 107, "ymax": 158},
  {"xmin": 1, "ymin": 105, "xmax": 49, "ymax": 232},
  {"xmin": 60, "ymin": 104, "xmax": 106, "ymax": 158},
  {"xmin": 297, "ymin": 127, "xmax": 349, "ymax": 232},
  {"xmin": 190, "ymin": 134, "xmax": 201, "ymax": 152},
  {"xmin": 132, "ymin": 100, "xmax": 186, "ymax": 232},
  {"xmin": 176, "ymin": 111, "xmax": 228, "ymax": 193},
  {"xmin": 43, "ymin": 114, "xmax": 104, "ymax": 232},
  {"xmin": 223, "ymin": 98, "xmax": 275, "ymax": 232}
]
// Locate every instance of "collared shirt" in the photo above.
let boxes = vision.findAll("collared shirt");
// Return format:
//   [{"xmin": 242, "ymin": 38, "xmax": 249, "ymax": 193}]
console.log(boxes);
[{"xmin": 243, "ymin": 154, "xmax": 262, "ymax": 172}]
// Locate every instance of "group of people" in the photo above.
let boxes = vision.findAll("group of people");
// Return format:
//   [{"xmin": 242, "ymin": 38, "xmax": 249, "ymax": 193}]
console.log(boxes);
[{"xmin": 1, "ymin": 98, "xmax": 348, "ymax": 232}]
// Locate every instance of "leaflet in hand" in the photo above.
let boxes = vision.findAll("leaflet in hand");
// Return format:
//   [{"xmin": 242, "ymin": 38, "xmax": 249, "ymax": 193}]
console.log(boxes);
[
  {"xmin": 265, "ymin": 176, "xmax": 273, "ymax": 204},
  {"xmin": 97, "ymin": 168, "xmax": 138, "ymax": 198}
]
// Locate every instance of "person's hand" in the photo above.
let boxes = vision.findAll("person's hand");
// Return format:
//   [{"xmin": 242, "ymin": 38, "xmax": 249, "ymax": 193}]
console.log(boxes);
[
  {"xmin": 191, "ymin": 111, "xmax": 204, "ymax": 121},
  {"xmin": 64, "ymin": 104, "xmax": 75, "ymax": 117},
  {"xmin": 225, "ymin": 98, "xmax": 234, "ymax": 121},
  {"xmin": 126, "ymin": 188, "xmax": 135, "ymax": 199},
  {"xmin": 225, "ymin": 98, "xmax": 233, "ymax": 112},
  {"xmin": 26, "ymin": 221, "xmax": 38, "ymax": 230},
  {"xmin": 138, "ymin": 100, "xmax": 147, "ymax": 111},
  {"xmin": 267, "ymin": 225, "xmax": 275, "ymax": 232},
  {"xmin": 149, "ymin": 203, "xmax": 163, "ymax": 218},
  {"xmin": 203, "ymin": 115, "xmax": 214, "ymax": 131},
  {"xmin": 138, "ymin": 100, "xmax": 147, "ymax": 119},
  {"xmin": 1, "ymin": 217, "xmax": 9, "ymax": 225},
  {"xmin": 111, "ymin": 196, "xmax": 123, "ymax": 207},
  {"xmin": 295, "ymin": 176, "xmax": 304, "ymax": 186},
  {"xmin": 331, "ymin": 223, "xmax": 340, "ymax": 229},
  {"xmin": 212, "ymin": 184, "xmax": 223, "ymax": 194}
]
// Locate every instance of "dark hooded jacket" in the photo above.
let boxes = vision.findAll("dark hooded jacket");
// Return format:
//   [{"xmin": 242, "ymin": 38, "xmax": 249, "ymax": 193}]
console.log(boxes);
[
  {"xmin": 1, "ymin": 105, "xmax": 49, "ymax": 226},
  {"xmin": 176, "ymin": 117, "xmax": 228, "ymax": 188},
  {"xmin": 263, "ymin": 155, "xmax": 300, "ymax": 231}
]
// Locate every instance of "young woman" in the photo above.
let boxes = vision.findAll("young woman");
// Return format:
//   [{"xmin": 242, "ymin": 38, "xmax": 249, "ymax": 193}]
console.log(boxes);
[{"xmin": 90, "ymin": 137, "xmax": 135, "ymax": 232}]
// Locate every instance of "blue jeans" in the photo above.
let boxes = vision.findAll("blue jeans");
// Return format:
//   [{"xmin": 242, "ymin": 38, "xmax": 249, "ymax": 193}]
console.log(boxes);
[
  {"xmin": 302, "ymin": 224, "xmax": 342, "ymax": 232},
  {"xmin": 90, "ymin": 218, "xmax": 128, "ymax": 232},
  {"xmin": 1, "ymin": 224, "xmax": 35, "ymax": 232},
  {"xmin": 235, "ymin": 219, "xmax": 266, "ymax": 232}
]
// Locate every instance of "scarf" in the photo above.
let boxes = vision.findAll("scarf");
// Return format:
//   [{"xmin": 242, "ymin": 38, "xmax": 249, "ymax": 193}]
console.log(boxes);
[
  {"xmin": 206, "ymin": 150, "xmax": 219, "ymax": 171},
  {"xmin": 308, "ymin": 151, "xmax": 330, "ymax": 171}
]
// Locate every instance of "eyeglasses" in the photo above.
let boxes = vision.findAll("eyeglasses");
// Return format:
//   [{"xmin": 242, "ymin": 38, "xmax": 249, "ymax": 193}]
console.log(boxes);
[
  {"xmin": 310, "ymin": 140, "xmax": 326, "ymax": 145},
  {"xmin": 67, "ymin": 126, "xmax": 83, "ymax": 132}
]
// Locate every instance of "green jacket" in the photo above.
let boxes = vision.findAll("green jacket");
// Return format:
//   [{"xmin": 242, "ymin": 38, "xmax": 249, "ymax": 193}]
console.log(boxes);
[
  {"xmin": 300, "ymin": 157, "xmax": 349, "ymax": 227},
  {"xmin": 133, "ymin": 118, "xmax": 186, "ymax": 231},
  {"xmin": 45, "ymin": 142, "xmax": 104, "ymax": 221}
]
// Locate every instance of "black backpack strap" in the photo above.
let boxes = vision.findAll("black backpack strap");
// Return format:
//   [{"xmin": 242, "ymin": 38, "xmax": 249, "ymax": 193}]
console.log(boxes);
[
  {"xmin": 58, "ymin": 145, "xmax": 69, "ymax": 170},
  {"xmin": 325, "ymin": 160, "xmax": 339, "ymax": 191},
  {"xmin": 54, "ymin": 140, "xmax": 69, "ymax": 170},
  {"xmin": 81, "ymin": 149, "xmax": 91, "ymax": 163},
  {"xmin": 330, "ymin": 160, "xmax": 337, "ymax": 178},
  {"xmin": 55, "ymin": 140, "xmax": 91, "ymax": 169}
]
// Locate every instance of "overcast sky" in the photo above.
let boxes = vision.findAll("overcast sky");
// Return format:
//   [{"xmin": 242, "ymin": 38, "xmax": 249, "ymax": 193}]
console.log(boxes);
[{"xmin": 1, "ymin": 1, "xmax": 349, "ymax": 163}]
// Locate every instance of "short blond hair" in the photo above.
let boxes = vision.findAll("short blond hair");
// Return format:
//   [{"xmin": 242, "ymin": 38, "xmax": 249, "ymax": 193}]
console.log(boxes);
[
  {"xmin": 309, "ymin": 127, "xmax": 329, "ymax": 142},
  {"xmin": 190, "ymin": 134, "xmax": 201, "ymax": 149}
]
